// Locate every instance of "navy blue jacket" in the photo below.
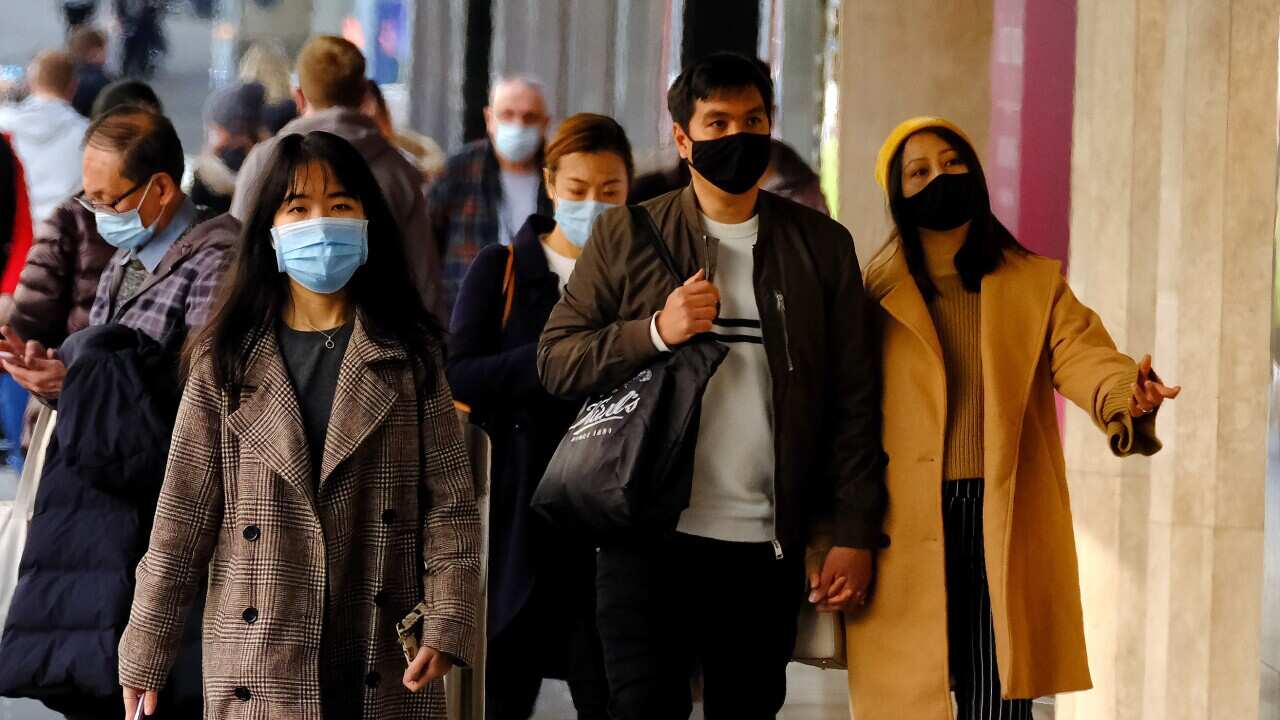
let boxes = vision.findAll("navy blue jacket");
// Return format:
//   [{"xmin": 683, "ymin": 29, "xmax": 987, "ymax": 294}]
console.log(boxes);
[
  {"xmin": 0, "ymin": 324, "xmax": 202, "ymax": 710},
  {"xmin": 447, "ymin": 215, "xmax": 594, "ymax": 674}
]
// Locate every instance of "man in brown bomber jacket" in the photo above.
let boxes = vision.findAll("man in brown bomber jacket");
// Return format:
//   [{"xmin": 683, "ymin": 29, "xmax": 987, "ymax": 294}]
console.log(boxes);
[{"xmin": 537, "ymin": 53, "xmax": 887, "ymax": 719}]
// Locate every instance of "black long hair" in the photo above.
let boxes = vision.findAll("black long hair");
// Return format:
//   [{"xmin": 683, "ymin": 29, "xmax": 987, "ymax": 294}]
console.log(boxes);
[
  {"xmin": 185, "ymin": 130, "xmax": 441, "ymax": 389},
  {"xmin": 886, "ymin": 126, "xmax": 1027, "ymax": 302}
]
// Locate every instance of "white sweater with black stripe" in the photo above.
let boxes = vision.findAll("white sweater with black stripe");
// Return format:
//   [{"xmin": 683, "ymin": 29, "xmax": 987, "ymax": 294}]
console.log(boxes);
[{"xmin": 651, "ymin": 214, "xmax": 776, "ymax": 543}]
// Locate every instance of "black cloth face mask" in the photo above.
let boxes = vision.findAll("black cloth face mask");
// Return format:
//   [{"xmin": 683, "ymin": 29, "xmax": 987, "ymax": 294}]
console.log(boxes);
[
  {"xmin": 689, "ymin": 131, "xmax": 772, "ymax": 195},
  {"xmin": 903, "ymin": 172, "xmax": 977, "ymax": 231},
  {"xmin": 218, "ymin": 146, "xmax": 249, "ymax": 173}
]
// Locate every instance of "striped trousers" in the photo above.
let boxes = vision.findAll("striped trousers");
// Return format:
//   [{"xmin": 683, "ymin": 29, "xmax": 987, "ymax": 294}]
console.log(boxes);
[{"xmin": 943, "ymin": 479, "xmax": 1033, "ymax": 720}]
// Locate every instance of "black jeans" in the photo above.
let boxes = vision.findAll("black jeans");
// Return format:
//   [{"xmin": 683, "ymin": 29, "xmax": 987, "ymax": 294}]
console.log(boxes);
[
  {"xmin": 485, "ymin": 586, "xmax": 610, "ymax": 720},
  {"xmin": 595, "ymin": 533, "xmax": 804, "ymax": 720}
]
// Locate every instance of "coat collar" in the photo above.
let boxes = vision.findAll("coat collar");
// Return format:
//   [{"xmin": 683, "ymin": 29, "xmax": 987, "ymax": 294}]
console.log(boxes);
[
  {"xmin": 673, "ymin": 184, "xmax": 781, "ymax": 283},
  {"xmin": 864, "ymin": 239, "xmax": 944, "ymax": 367},
  {"xmin": 511, "ymin": 213, "xmax": 559, "ymax": 281},
  {"xmin": 225, "ymin": 314, "xmax": 407, "ymax": 505}
]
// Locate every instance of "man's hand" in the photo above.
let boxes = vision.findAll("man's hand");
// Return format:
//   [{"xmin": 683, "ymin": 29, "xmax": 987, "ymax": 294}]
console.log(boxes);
[
  {"xmin": 123, "ymin": 686, "xmax": 158, "ymax": 718},
  {"xmin": 403, "ymin": 645, "xmax": 454, "ymax": 693},
  {"xmin": 808, "ymin": 546, "xmax": 874, "ymax": 613},
  {"xmin": 0, "ymin": 325, "xmax": 65, "ymax": 399},
  {"xmin": 656, "ymin": 269, "xmax": 720, "ymax": 347}
]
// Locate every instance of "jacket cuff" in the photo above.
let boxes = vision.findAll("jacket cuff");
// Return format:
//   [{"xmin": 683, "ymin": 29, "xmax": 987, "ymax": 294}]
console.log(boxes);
[
  {"xmin": 413, "ymin": 605, "xmax": 478, "ymax": 670},
  {"xmin": 117, "ymin": 625, "xmax": 174, "ymax": 692},
  {"xmin": 620, "ymin": 316, "xmax": 663, "ymax": 366},
  {"xmin": 1102, "ymin": 379, "xmax": 1163, "ymax": 457},
  {"xmin": 832, "ymin": 513, "xmax": 890, "ymax": 550}
]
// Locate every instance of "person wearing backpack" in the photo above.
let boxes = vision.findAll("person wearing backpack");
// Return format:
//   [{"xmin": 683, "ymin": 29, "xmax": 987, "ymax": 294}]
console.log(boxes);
[
  {"xmin": 447, "ymin": 113, "xmax": 631, "ymax": 720},
  {"xmin": 537, "ymin": 53, "xmax": 887, "ymax": 720}
]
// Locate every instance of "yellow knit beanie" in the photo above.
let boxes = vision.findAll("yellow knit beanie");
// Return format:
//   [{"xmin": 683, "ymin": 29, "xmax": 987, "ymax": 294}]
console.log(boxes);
[{"xmin": 874, "ymin": 116, "xmax": 974, "ymax": 192}]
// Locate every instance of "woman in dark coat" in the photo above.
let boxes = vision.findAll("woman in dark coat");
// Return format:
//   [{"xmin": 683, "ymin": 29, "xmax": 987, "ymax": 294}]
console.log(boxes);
[{"xmin": 447, "ymin": 113, "xmax": 634, "ymax": 720}]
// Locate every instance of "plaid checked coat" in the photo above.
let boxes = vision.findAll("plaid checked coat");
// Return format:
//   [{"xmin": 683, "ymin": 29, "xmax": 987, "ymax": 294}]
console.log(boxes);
[
  {"xmin": 87, "ymin": 210, "xmax": 237, "ymax": 342},
  {"xmin": 425, "ymin": 139, "xmax": 552, "ymax": 314},
  {"xmin": 118, "ymin": 317, "xmax": 481, "ymax": 719}
]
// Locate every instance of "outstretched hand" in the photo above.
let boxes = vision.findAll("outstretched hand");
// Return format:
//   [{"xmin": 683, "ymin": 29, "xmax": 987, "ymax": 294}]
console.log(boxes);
[{"xmin": 1128, "ymin": 354, "xmax": 1180, "ymax": 418}]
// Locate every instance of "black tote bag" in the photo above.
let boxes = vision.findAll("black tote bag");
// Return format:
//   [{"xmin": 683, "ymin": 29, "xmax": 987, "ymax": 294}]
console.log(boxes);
[{"xmin": 531, "ymin": 207, "xmax": 728, "ymax": 541}]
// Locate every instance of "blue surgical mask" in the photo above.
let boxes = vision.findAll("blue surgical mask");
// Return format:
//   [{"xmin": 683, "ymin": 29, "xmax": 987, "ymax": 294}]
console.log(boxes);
[
  {"xmin": 554, "ymin": 198, "xmax": 616, "ymax": 248},
  {"xmin": 493, "ymin": 122, "xmax": 543, "ymax": 164},
  {"xmin": 87, "ymin": 179, "xmax": 158, "ymax": 251},
  {"xmin": 271, "ymin": 217, "xmax": 369, "ymax": 294}
]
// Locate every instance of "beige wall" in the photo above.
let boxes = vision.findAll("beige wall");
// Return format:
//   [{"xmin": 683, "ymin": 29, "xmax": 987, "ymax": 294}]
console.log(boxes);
[
  {"xmin": 836, "ymin": 0, "xmax": 993, "ymax": 262},
  {"xmin": 1060, "ymin": 1, "xmax": 1279, "ymax": 719}
]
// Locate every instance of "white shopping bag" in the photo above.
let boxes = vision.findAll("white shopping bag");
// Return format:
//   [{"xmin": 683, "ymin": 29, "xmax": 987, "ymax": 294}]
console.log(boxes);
[{"xmin": 0, "ymin": 407, "xmax": 56, "ymax": 641}]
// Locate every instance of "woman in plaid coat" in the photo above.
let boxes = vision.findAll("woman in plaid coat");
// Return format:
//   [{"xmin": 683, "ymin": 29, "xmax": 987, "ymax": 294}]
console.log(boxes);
[{"xmin": 117, "ymin": 131, "xmax": 481, "ymax": 720}]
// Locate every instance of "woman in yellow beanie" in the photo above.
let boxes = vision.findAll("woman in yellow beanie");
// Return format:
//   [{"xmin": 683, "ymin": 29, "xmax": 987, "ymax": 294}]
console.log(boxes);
[{"xmin": 809, "ymin": 118, "xmax": 1181, "ymax": 720}]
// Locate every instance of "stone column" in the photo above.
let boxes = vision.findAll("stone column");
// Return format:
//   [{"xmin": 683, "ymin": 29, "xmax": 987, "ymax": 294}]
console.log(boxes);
[
  {"xmin": 835, "ymin": 0, "xmax": 993, "ymax": 260},
  {"xmin": 1060, "ymin": 2, "xmax": 1278, "ymax": 719}
]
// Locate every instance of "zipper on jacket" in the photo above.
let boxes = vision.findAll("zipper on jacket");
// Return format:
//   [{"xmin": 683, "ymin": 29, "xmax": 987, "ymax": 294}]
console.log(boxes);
[
  {"xmin": 771, "ymin": 539, "xmax": 784, "ymax": 560},
  {"xmin": 774, "ymin": 290, "xmax": 794, "ymax": 372}
]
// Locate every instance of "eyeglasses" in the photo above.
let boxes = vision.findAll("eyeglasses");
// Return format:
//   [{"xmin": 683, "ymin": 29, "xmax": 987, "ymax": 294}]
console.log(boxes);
[{"xmin": 76, "ymin": 177, "xmax": 151, "ymax": 214}]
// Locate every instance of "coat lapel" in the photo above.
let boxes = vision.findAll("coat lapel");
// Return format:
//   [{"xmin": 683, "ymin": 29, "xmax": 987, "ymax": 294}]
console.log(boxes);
[
  {"xmin": 869, "ymin": 243, "xmax": 945, "ymax": 368},
  {"xmin": 979, "ymin": 254, "xmax": 1057, "ymax": 491},
  {"xmin": 225, "ymin": 330, "xmax": 317, "ymax": 506},
  {"xmin": 318, "ymin": 317, "xmax": 405, "ymax": 493}
]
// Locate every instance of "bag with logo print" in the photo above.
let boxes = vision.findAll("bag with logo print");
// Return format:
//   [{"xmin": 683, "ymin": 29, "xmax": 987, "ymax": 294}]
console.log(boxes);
[{"xmin": 532, "ymin": 207, "xmax": 729, "ymax": 541}]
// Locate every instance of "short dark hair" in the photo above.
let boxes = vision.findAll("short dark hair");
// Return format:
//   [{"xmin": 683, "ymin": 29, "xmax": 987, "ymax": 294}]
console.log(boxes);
[
  {"xmin": 90, "ymin": 79, "xmax": 163, "ymax": 119},
  {"xmin": 83, "ymin": 105, "xmax": 185, "ymax": 186},
  {"xmin": 667, "ymin": 52, "xmax": 774, "ymax": 130},
  {"xmin": 68, "ymin": 26, "xmax": 108, "ymax": 63},
  {"xmin": 886, "ymin": 126, "xmax": 1028, "ymax": 301},
  {"xmin": 545, "ymin": 113, "xmax": 635, "ymax": 183}
]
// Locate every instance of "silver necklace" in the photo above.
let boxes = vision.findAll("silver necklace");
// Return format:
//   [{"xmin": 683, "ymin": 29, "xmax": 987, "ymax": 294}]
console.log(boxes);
[{"xmin": 300, "ymin": 318, "xmax": 340, "ymax": 350}]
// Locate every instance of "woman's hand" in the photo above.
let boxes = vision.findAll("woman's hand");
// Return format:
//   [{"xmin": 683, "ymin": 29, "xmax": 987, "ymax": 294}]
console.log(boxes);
[
  {"xmin": 403, "ymin": 645, "xmax": 454, "ymax": 693},
  {"xmin": 1128, "ymin": 354, "xmax": 1181, "ymax": 417},
  {"xmin": 123, "ymin": 686, "xmax": 158, "ymax": 718},
  {"xmin": 808, "ymin": 546, "xmax": 874, "ymax": 612}
]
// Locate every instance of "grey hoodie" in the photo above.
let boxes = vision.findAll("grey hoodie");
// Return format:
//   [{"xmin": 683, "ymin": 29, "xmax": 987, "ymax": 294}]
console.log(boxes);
[
  {"xmin": 231, "ymin": 108, "xmax": 444, "ymax": 322},
  {"xmin": 0, "ymin": 96, "xmax": 89, "ymax": 223}
]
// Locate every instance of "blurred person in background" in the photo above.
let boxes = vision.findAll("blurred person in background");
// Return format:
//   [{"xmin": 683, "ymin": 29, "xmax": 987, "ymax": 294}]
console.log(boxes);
[
  {"xmin": 760, "ymin": 139, "xmax": 828, "ymax": 215},
  {"xmin": 362, "ymin": 79, "xmax": 445, "ymax": 187},
  {"xmin": 426, "ymin": 75, "xmax": 552, "ymax": 312},
  {"xmin": 191, "ymin": 81, "xmax": 266, "ymax": 215},
  {"xmin": 68, "ymin": 26, "xmax": 114, "ymax": 118},
  {"xmin": 233, "ymin": 35, "xmax": 444, "ymax": 322},
  {"xmin": 449, "ymin": 113, "xmax": 629, "ymax": 720},
  {"xmin": 0, "ymin": 50, "xmax": 89, "ymax": 225},
  {"xmin": 238, "ymin": 40, "xmax": 298, "ymax": 134},
  {"xmin": 114, "ymin": 0, "xmax": 166, "ymax": 79}
]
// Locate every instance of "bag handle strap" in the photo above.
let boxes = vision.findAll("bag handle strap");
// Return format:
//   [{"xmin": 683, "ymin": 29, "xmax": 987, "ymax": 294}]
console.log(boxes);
[
  {"xmin": 500, "ymin": 245, "xmax": 516, "ymax": 330},
  {"xmin": 628, "ymin": 206, "xmax": 683, "ymax": 285}
]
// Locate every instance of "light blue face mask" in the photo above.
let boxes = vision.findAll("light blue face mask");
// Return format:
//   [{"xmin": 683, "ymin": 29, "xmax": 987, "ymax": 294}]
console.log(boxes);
[
  {"xmin": 271, "ymin": 217, "xmax": 370, "ymax": 294},
  {"xmin": 493, "ymin": 122, "xmax": 543, "ymax": 164},
  {"xmin": 85, "ymin": 179, "xmax": 159, "ymax": 252},
  {"xmin": 554, "ymin": 198, "xmax": 617, "ymax": 248}
]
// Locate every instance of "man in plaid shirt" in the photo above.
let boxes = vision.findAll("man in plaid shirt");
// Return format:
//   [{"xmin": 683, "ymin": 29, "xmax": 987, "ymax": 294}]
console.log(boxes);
[
  {"xmin": 426, "ymin": 76, "xmax": 554, "ymax": 313},
  {"xmin": 0, "ymin": 104, "xmax": 235, "ymax": 400}
]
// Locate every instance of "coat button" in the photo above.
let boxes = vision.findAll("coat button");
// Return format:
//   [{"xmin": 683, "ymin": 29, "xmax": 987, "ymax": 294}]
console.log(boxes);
[
  {"xmin": 374, "ymin": 591, "xmax": 388, "ymax": 608},
  {"xmin": 234, "ymin": 686, "xmax": 251, "ymax": 701},
  {"xmin": 382, "ymin": 509, "xmax": 397, "ymax": 525},
  {"xmin": 242, "ymin": 607, "xmax": 258, "ymax": 624},
  {"xmin": 365, "ymin": 671, "xmax": 381, "ymax": 688},
  {"xmin": 242, "ymin": 525, "xmax": 260, "ymax": 542}
]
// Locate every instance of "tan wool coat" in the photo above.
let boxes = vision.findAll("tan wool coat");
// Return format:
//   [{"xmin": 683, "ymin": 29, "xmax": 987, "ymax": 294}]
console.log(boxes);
[
  {"xmin": 839, "ymin": 241, "xmax": 1159, "ymax": 719},
  {"xmin": 118, "ymin": 318, "xmax": 481, "ymax": 719}
]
